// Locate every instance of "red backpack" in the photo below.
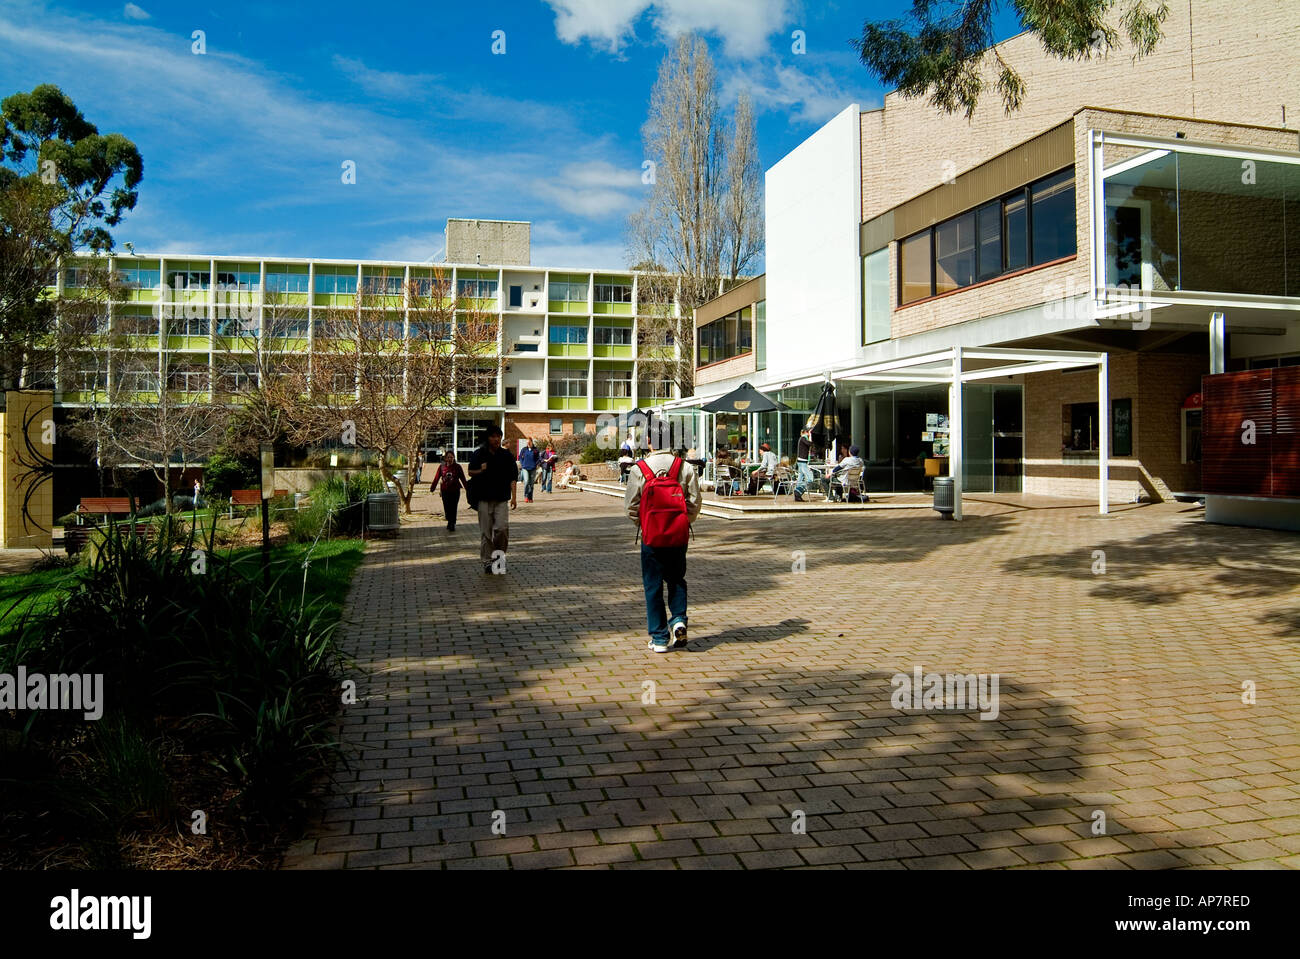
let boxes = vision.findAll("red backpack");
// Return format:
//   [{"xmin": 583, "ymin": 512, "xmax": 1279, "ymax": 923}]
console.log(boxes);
[{"xmin": 637, "ymin": 457, "xmax": 691, "ymax": 548}]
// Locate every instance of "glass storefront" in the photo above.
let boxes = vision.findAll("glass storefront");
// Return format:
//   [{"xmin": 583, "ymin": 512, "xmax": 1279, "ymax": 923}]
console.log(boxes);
[{"xmin": 845, "ymin": 383, "xmax": 1023, "ymax": 493}]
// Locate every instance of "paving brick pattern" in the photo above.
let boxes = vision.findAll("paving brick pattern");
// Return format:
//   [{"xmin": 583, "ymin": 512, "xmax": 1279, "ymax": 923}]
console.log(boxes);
[{"xmin": 282, "ymin": 488, "xmax": 1300, "ymax": 870}]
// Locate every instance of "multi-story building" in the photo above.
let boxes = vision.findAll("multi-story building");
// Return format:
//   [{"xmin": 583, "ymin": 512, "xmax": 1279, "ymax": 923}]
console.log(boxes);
[
  {"xmin": 48, "ymin": 220, "xmax": 683, "ymax": 464},
  {"xmin": 668, "ymin": 0, "xmax": 1299, "ymax": 525}
]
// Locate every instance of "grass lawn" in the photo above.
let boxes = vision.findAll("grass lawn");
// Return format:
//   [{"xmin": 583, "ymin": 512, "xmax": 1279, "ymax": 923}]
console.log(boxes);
[
  {"xmin": 0, "ymin": 538, "xmax": 366, "ymax": 632},
  {"xmin": 228, "ymin": 539, "xmax": 366, "ymax": 623},
  {"xmin": 0, "ymin": 564, "xmax": 81, "ymax": 623}
]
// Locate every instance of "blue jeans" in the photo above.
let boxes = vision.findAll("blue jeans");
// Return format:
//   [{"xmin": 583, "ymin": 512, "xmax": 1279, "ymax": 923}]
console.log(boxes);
[
  {"xmin": 794, "ymin": 460, "xmax": 813, "ymax": 495},
  {"xmin": 542, "ymin": 466, "xmax": 553, "ymax": 492},
  {"xmin": 640, "ymin": 543, "xmax": 687, "ymax": 645},
  {"xmin": 521, "ymin": 467, "xmax": 536, "ymax": 498}
]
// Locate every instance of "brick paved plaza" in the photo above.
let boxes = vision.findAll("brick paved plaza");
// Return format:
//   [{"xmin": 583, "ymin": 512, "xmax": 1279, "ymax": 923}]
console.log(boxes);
[{"xmin": 282, "ymin": 488, "xmax": 1300, "ymax": 870}]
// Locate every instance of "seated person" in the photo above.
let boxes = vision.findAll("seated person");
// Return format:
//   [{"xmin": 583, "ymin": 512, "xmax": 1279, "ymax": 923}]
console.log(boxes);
[
  {"xmin": 828, "ymin": 445, "xmax": 866, "ymax": 501},
  {"xmin": 556, "ymin": 460, "xmax": 577, "ymax": 489},
  {"xmin": 746, "ymin": 443, "xmax": 779, "ymax": 495}
]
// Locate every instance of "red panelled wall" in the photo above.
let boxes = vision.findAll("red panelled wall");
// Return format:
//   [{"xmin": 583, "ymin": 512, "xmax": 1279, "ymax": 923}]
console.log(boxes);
[{"xmin": 1202, "ymin": 368, "xmax": 1300, "ymax": 498}]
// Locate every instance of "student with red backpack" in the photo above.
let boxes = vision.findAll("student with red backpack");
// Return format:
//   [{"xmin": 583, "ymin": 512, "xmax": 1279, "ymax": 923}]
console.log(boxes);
[{"xmin": 624, "ymin": 440, "xmax": 703, "ymax": 653}]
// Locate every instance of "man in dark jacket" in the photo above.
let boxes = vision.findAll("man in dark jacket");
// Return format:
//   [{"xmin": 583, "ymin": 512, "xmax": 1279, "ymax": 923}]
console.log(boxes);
[{"xmin": 468, "ymin": 425, "xmax": 518, "ymax": 573}]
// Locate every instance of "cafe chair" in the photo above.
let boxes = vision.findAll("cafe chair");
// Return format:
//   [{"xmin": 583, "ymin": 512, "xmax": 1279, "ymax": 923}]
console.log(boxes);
[{"xmin": 771, "ymin": 465, "xmax": 796, "ymax": 500}]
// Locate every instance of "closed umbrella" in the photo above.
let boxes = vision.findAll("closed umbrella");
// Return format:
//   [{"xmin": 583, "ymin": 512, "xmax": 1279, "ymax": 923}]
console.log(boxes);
[{"xmin": 805, "ymin": 382, "xmax": 841, "ymax": 452}]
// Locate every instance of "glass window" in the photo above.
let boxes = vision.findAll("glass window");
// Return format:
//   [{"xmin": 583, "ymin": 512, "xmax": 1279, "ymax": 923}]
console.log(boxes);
[
  {"xmin": 935, "ymin": 212, "xmax": 975, "ymax": 294},
  {"xmin": 549, "ymin": 325, "xmax": 588, "ymax": 344},
  {"xmin": 976, "ymin": 202, "xmax": 1002, "ymax": 281},
  {"xmin": 572, "ymin": 419, "xmax": 586, "ymax": 433},
  {"xmin": 755, "ymin": 299, "xmax": 766, "ymax": 371},
  {"xmin": 594, "ymin": 368, "xmax": 632, "ymax": 398},
  {"xmin": 900, "ymin": 232, "xmax": 933, "ymax": 304},
  {"xmin": 695, "ymin": 309, "xmax": 752, "ymax": 367},
  {"xmin": 550, "ymin": 280, "xmax": 587, "ymax": 302},
  {"xmin": 1031, "ymin": 170, "xmax": 1076, "ymax": 265},
  {"xmin": 167, "ymin": 270, "xmax": 211, "ymax": 291},
  {"xmin": 548, "ymin": 364, "xmax": 588, "ymax": 397},
  {"xmin": 862, "ymin": 249, "xmax": 890, "ymax": 344},
  {"xmin": 638, "ymin": 378, "xmax": 673, "ymax": 401},
  {"xmin": 549, "ymin": 418, "xmax": 563, "ymax": 434},
  {"xmin": 594, "ymin": 325, "xmax": 632, "ymax": 345},
  {"xmin": 114, "ymin": 266, "xmax": 161, "ymax": 289},
  {"xmin": 362, "ymin": 275, "xmax": 404, "ymax": 295},
  {"xmin": 456, "ymin": 277, "xmax": 498, "ymax": 299},
  {"xmin": 266, "ymin": 272, "xmax": 308, "ymax": 293},
  {"xmin": 594, "ymin": 282, "xmax": 632, "ymax": 303},
  {"xmin": 1002, "ymin": 195, "xmax": 1028, "ymax": 273},
  {"xmin": 314, "ymin": 271, "xmax": 357, "ymax": 295}
]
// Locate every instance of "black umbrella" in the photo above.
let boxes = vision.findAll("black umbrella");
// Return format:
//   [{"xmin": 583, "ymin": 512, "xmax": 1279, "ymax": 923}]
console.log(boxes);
[
  {"xmin": 805, "ymin": 382, "xmax": 841, "ymax": 451},
  {"xmin": 700, "ymin": 382, "xmax": 788, "ymax": 414}
]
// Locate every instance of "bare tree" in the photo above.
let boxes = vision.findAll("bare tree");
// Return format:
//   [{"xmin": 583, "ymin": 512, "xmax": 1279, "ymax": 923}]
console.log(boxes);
[
  {"xmin": 105, "ymin": 354, "xmax": 223, "ymax": 514},
  {"xmin": 724, "ymin": 93, "xmax": 762, "ymax": 283},
  {"xmin": 211, "ymin": 286, "xmax": 307, "ymax": 459},
  {"xmin": 628, "ymin": 34, "xmax": 763, "ymax": 398},
  {"xmin": 285, "ymin": 268, "xmax": 495, "ymax": 513}
]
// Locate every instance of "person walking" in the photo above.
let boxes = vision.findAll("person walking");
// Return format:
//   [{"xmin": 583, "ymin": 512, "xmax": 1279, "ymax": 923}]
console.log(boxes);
[
  {"xmin": 793, "ymin": 427, "xmax": 814, "ymax": 502},
  {"xmin": 517, "ymin": 437, "xmax": 542, "ymax": 503},
  {"xmin": 540, "ymin": 442, "xmax": 558, "ymax": 493},
  {"xmin": 625, "ymin": 439, "xmax": 702, "ymax": 654},
  {"xmin": 467, "ymin": 424, "xmax": 518, "ymax": 574},
  {"xmin": 429, "ymin": 449, "xmax": 467, "ymax": 531}
]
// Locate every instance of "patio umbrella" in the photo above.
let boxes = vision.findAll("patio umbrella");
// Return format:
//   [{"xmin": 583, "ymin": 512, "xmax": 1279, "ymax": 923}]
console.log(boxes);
[
  {"xmin": 701, "ymin": 382, "xmax": 788, "ymax": 462},
  {"xmin": 805, "ymin": 382, "xmax": 840, "ymax": 452},
  {"xmin": 700, "ymin": 382, "xmax": 788, "ymax": 415}
]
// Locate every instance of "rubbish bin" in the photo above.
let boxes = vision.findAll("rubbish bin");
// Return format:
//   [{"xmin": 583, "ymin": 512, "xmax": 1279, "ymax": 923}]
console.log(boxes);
[
  {"xmin": 366, "ymin": 491, "xmax": 400, "ymax": 534},
  {"xmin": 932, "ymin": 476, "xmax": 955, "ymax": 518}
]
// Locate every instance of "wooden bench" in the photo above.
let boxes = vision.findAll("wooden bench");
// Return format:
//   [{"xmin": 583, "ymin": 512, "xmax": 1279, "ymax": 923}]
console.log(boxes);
[
  {"xmin": 229, "ymin": 488, "xmax": 289, "ymax": 517},
  {"xmin": 64, "ymin": 521, "xmax": 157, "ymax": 555},
  {"xmin": 75, "ymin": 497, "xmax": 135, "ymax": 524}
]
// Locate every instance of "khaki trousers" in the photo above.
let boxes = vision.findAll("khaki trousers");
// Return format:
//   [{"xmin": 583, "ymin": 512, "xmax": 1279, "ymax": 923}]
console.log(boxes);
[{"xmin": 477, "ymin": 500, "xmax": 510, "ymax": 562}]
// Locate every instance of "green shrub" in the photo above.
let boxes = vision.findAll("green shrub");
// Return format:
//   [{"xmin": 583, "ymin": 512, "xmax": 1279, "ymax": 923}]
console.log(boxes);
[
  {"xmin": 287, "ymin": 471, "xmax": 384, "ymax": 542},
  {"xmin": 203, "ymin": 452, "xmax": 258, "ymax": 499},
  {"xmin": 579, "ymin": 443, "xmax": 608, "ymax": 464},
  {"xmin": 0, "ymin": 512, "xmax": 346, "ymax": 842}
]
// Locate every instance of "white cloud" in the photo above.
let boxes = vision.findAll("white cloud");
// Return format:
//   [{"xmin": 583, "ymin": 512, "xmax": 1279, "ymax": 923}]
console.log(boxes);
[
  {"xmin": 531, "ymin": 160, "xmax": 643, "ymax": 219},
  {"xmin": 0, "ymin": 6, "xmax": 645, "ymax": 257},
  {"xmin": 721, "ymin": 58, "xmax": 881, "ymax": 125},
  {"xmin": 123, "ymin": 3, "xmax": 150, "ymax": 21},
  {"xmin": 544, "ymin": 0, "xmax": 794, "ymax": 59},
  {"xmin": 366, "ymin": 231, "xmax": 447, "ymax": 263}
]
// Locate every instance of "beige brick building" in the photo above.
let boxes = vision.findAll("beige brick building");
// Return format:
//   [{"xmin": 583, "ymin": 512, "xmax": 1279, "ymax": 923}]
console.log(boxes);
[{"xmin": 668, "ymin": 0, "xmax": 1300, "ymax": 511}]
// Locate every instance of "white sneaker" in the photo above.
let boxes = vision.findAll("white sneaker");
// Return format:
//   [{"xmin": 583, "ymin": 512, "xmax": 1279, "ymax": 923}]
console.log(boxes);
[
  {"xmin": 647, "ymin": 638, "xmax": 670, "ymax": 653},
  {"xmin": 671, "ymin": 622, "xmax": 688, "ymax": 648}
]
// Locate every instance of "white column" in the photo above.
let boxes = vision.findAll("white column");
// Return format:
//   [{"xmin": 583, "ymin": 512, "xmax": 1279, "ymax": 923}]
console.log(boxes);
[
  {"xmin": 951, "ymin": 346, "xmax": 964, "ymax": 521},
  {"xmin": 1210, "ymin": 311, "xmax": 1226, "ymax": 374},
  {"xmin": 1099, "ymin": 352, "xmax": 1110, "ymax": 515}
]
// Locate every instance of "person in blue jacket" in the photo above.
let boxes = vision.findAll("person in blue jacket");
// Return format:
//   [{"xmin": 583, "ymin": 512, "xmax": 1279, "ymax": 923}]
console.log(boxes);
[{"xmin": 517, "ymin": 437, "xmax": 542, "ymax": 503}]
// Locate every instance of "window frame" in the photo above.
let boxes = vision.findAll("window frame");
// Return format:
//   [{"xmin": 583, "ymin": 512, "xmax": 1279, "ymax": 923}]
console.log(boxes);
[{"xmin": 898, "ymin": 166, "xmax": 1076, "ymax": 306}]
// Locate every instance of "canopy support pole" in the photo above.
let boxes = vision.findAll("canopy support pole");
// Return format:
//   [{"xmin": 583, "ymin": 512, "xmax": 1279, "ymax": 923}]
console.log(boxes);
[
  {"xmin": 1099, "ymin": 352, "xmax": 1110, "ymax": 516},
  {"xmin": 951, "ymin": 346, "xmax": 964, "ymax": 522}
]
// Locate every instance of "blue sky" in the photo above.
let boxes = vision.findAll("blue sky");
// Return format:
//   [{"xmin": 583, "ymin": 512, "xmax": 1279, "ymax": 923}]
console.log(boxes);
[{"xmin": 0, "ymin": 1, "xmax": 1023, "ymax": 269}]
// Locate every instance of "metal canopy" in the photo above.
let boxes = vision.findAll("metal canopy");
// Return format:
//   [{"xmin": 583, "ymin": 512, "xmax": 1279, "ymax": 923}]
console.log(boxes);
[{"xmin": 829, "ymin": 345, "xmax": 1111, "ymax": 521}]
